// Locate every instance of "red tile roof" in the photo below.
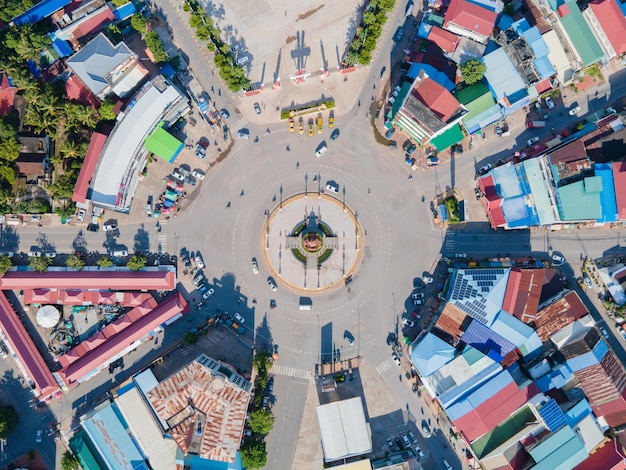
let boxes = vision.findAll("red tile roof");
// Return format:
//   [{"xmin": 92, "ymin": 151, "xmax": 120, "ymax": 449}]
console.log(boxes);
[
  {"xmin": 589, "ymin": 0, "xmax": 626, "ymax": 56},
  {"xmin": 64, "ymin": 74, "xmax": 100, "ymax": 109},
  {"xmin": 444, "ymin": 0, "xmax": 497, "ymax": 37},
  {"xmin": 428, "ymin": 26, "xmax": 461, "ymax": 53},
  {"xmin": 479, "ymin": 175, "xmax": 506, "ymax": 228},
  {"xmin": 72, "ymin": 131, "xmax": 107, "ymax": 204},
  {"xmin": 0, "ymin": 292, "xmax": 59, "ymax": 400},
  {"xmin": 58, "ymin": 293, "xmax": 187, "ymax": 386},
  {"xmin": 0, "ymin": 269, "xmax": 176, "ymax": 291},
  {"xmin": 613, "ymin": 162, "xmax": 626, "ymax": 219},
  {"xmin": 412, "ymin": 76, "xmax": 461, "ymax": 122},
  {"xmin": 502, "ymin": 268, "xmax": 544, "ymax": 322},
  {"xmin": 454, "ymin": 381, "xmax": 540, "ymax": 442},
  {"xmin": 147, "ymin": 359, "xmax": 250, "ymax": 462},
  {"xmin": 0, "ymin": 73, "xmax": 18, "ymax": 115}
]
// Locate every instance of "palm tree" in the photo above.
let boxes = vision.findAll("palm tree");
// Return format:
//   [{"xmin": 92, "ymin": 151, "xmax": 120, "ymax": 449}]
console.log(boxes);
[
  {"xmin": 59, "ymin": 139, "xmax": 81, "ymax": 160},
  {"xmin": 36, "ymin": 93, "xmax": 61, "ymax": 119}
]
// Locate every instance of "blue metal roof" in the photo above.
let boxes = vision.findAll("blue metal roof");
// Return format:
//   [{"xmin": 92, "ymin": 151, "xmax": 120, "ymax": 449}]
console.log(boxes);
[
  {"xmin": 566, "ymin": 350, "xmax": 600, "ymax": 373},
  {"xmin": 565, "ymin": 399, "xmax": 592, "ymax": 427},
  {"xmin": 461, "ymin": 319, "xmax": 516, "ymax": 361},
  {"xmin": 12, "ymin": 0, "xmax": 71, "ymax": 25},
  {"xmin": 446, "ymin": 370, "xmax": 514, "ymax": 420},
  {"xmin": 52, "ymin": 39, "xmax": 73, "ymax": 58},
  {"xmin": 537, "ymin": 399, "xmax": 567, "ymax": 432},
  {"xmin": 536, "ymin": 365, "xmax": 573, "ymax": 392},
  {"xmin": 113, "ymin": 2, "xmax": 137, "ymax": 21},
  {"xmin": 595, "ymin": 163, "xmax": 618, "ymax": 222}
]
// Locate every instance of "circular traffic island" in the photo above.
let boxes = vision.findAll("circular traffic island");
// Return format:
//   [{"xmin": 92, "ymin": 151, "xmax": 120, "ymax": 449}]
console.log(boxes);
[{"xmin": 262, "ymin": 192, "xmax": 363, "ymax": 294}]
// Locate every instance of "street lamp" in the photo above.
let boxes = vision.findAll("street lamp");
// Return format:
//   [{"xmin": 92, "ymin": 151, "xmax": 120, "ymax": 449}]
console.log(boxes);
[
  {"xmin": 342, "ymin": 186, "xmax": 346, "ymax": 211},
  {"xmin": 279, "ymin": 185, "xmax": 283, "ymax": 210},
  {"xmin": 305, "ymin": 173, "xmax": 308, "ymax": 197}
]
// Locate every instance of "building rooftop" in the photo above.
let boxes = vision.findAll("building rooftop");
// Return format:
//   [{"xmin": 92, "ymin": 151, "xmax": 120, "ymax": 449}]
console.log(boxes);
[
  {"xmin": 556, "ymin": 0, "xmax": 605, "ymax": 66},
  {"xmin": 147, "ymin": 355, "xmax": 251, "ymax": 463},
  {"xmin": 444, "ymin": 0, "xmax": 498, "ymax": 37},
  {"xmin": 533, "ymin": 291, "xmax": 589, "ymax": 341},
  {"xmin": 502, "ymin": 268, "xmax": 544, "ymax": 323},
  {"xmin": 316, "ymin": 396, "xmax": 371, "ymax": 462},
  {"xmin": 589, "ymin": 0, "xmax": 626, "ymax": 56}
]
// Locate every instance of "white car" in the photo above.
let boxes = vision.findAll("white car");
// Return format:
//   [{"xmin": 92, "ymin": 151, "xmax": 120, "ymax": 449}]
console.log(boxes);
[
  {"xmin": 268, "ymin": 278, "xmax": 277, "ymax": 292},
  {"xmin": 195, "ymin": 254, "xmax": 205, "ymax": 269},
  {"xmin": 234, "ymin": 312, "xmax": 245, "ymax": 323},
  {"xmin": 478, "ymin": 163, "xmax": 492, "ymax": 175},
  {"xmin": 315, "ymin": 145, "xmax": 328, "ymax": 158},
  {"xmin": 391, "ymin": 352, "xmax": 401, "ymax": 366},
  {"xmin": 202, "ymin": 288, "xmax": 214, "ymax": 299},
  {"xmin": 422, "ymin": 275, "xmax": 434, "ymax": 284},
  {"xmin": 191, "ymin": 170, "xmax": 205, "ymax": 180},
  {"xmin": 28, "ymin": 250, "xmax": 42, "ymax": 257},
  {"xmin": 325, "ymin": 182, "xmax": 339, "ymax": 193},
  {"xmin": 422, "ymin": 423, "xmax": 431, "ymax": 438},
  {"xmin": 551, "ymin": 254, "xmax": 565, "ymax": 263},
  {"xmin": 527, "ymin": 136, "xmax": 540, "ymax": 147},
  {"xmin": 44, "ymin": 251, "xmax": 56, "ymax": 258},
  {"xmin": 569, "ymin": 106, "xmax": 581, "ymax": 115},
  {"xmin": 402, "ymin": 318, "xmax": 415, "ymax": 327},
  {"xmin": 77, "ymin": 209, "xmax": 85, "ymax": 222},
  {"xmin": 414, "ymin": 446, "xmax": 426, "ymax": 460},
  {"xmin": 251, "ymin": 258, "xmax": 259, "ymax": 274},
  {"xmin": 544, "ymin": 96, "xmax": 555, "ymax": 109},
  {"xmin": 584, "ymin": 276, "xmax": 593, "ymax": 288},
  {"xmin": 103, "ymin": 223, "xmax": 118, "ymax": 232}
]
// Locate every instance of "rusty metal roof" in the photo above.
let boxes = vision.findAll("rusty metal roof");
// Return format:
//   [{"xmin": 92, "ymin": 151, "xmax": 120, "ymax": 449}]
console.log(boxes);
[
  {"xmin": 502, "ymin": 268, "xmax": 544, "ymax": 322},
  {"xmin": 533, "ymin": 291, "xmax": 589, "ymax": 341}
]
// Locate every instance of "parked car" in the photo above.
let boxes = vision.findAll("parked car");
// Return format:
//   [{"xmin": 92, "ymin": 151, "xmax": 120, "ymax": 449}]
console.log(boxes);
[
  {"xmin": 193, "ymin": 273, "xmax": 205, "ymax": 286},
  {"xmin": 35, "ymin": 429, "xmax": 43, "ymax": 443},
  {"xmin": 402, "ymin": 318, "xmax": 415, "ymax": 327},
  {"xmin": 426, "ymin": 156, "xmax": 439, "ymax": 166},
  {"xmin": 478, "ymin": 163, "xmax": 493, "ymax": 175},
  {"xmin": 344, "ymin": 331, "xmax": 354, "ymax": 345},
  {"xmin": 401, "ymin": 433, "xmax": 411, "ymax": 447},
  {"xmin": 252, "ymin": 258, "xmax": 259, "ymax": 274},
  {"xmin": 220, "ymin": 108, "xmax": 230, "ymax": 120},
  {"xmin": 315, "ymin": 145, "xmax": 328, "ymax": 158},
  {"xmin": 412, "ymin": 292, "xmax": 424, "ymax": 300},
  {"xmin": 387, "ymin": 437, "xmax": 395, "ymax": 449},
  {"xmin": 599, "ymin": 326, "xmax": 609, "ymax": 339},
  {"xmin": 77, "ymin": 209, "xmax": 86, "ymax": 222},
  {"xmin": 414, "ymin": 446, "xmax": 425, "ymax": 460},
  {"xmin": 237, "ymin": 129, "xmax": 250, "ymax": 139},
  {"xmin": 551, "ymin": 254, "xmax": 565, "ymax": 263},
  {"xmin": 325, "ymin": 182, "xmax": 339, "ymax": 193},
  {"xmin": 267, "ymin": 277, "xmax": 278, "ymax": 292},
  {"xmin": 395, "ymin": 437, "xmax": 404, "ymax": 450},
  {"xmin": 408, "ymin": 431, "xmax": 417, "ymax": 444},
  {"xmin": 254, "ymin": 103, "xmax": 261, "ymax": 115},
  {"xmin": 330, "ymin": 129, "xmax": 340, "ymax": 141},
  {"xmin": 391, "ymin": 352, "xmax": 401, "ymax": 366},
  {"xmin": 422, "ymin": 423, "xmax": 431, "ymax": 438},
  {"xmin": 234, "ymin": 312, "xmax": 245, "ymax": 323},
  {"xmin": 422, "ymin": 274, "xmax": 434, "ymax": 284},
  {"xmin": 544, "ymin": 96, "xmax": 555, "ymax": 109},
  {"xmin": 569, "ymin": 106, "xmax": 581, "ymax": 115},
  {"xmin": 385, "ymin": 127, "xmax": 396, "ymax": 139},
  {"xmin": 195, "ymin": 254, "xmax": 205, "ymax": 269},
  {"xmin": 527, "ymin": 136, "xmax": 540, "ymax": 147},
  {"xmin": 202, "ymin": 288, "xmax": 215, "ymax": 299},
  {"xmin": 192, "ymin": 169, "xmax": 205, "ymax": 180},
  {"xmin": 103, "ymin": 223, "xmax": 118, "ymax": 232},
  {"xmin": 584, "ymin": 276, "xmax": 593, "ymax": 288}
]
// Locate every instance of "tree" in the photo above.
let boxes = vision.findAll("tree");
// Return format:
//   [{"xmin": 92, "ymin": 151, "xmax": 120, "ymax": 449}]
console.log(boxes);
[
  {"xmin": 0, "ymin": 255, "xmax": 12, "ymax": 276},
  {"xmin": 97, "ymin": 256, "xmax": 113, "ymax": 268},
  {"xmin": 64, "ymin": 103, "xmax": 98, "ymax": 131},
  {"xmin": 460, "ymin": 60, "xmax": 487, "ymax": 85},
  {"xmin": 126, "ymin": 254, "xmax": 146, "ymax": 271},
  {"xmin": 130, "ymin": 13, "xmax": 147, "ymax": 33},
  {"xmin": 65, "ymin": 254, "xmax": 85, "ymax": 270},
  {"xmin": 29, "ymin": 256, "xmax": 51, "ymax": 272},
  {"xmin": 98, "ymin": 100, "xmax": 117, "ymax": 121},
  {"xmin": 240, "ymin": 439, "xmax": 267, "ymax": 469},
  {"xmin": 252, "ymin": 351, "xmax": 273, "ymax": 372},
  {"xmin": 3, "ymin": 25, "xmax": 51, "ymax": 61},
  {"xmin": 144, "ymin": 31, "xmax": 168, "ymax": 63},
  {"xmin": 60, "ymin": 450, "xmax": 80, "ymax": 470},
  {"xmin": 0, "ymin": 406, "xmax": 17, "ymax": 438},
  {"xmin": 247, "ymin": 409, "xmax": 275, "ymax": 435}
]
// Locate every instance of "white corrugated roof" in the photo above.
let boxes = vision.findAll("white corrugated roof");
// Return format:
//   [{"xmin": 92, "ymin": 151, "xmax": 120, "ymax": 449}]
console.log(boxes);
[
  {"xmin": 315, "ymin": 397, "xmax": 371, "ymax": 462},
  {"xmin": 115, "ymin": 384, "xmax": 178, "ymax": 470},
  {"xmin": 90, "ymin": 80, "xmax": 184, "ymax": 207}
]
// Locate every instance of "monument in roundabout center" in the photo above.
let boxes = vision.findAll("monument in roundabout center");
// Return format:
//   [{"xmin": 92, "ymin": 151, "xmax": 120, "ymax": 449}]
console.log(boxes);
[{"xmin": 262, "ymin": 192, "xmax": 363, "ymax": 293}]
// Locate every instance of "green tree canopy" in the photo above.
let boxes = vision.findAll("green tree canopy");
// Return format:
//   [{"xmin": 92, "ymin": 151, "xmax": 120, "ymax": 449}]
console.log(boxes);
[
  {"xmin": 247, "ymin": 409, "xmax": 275, "ymax": 435},
  {"xmin": 144, "ymin": 31, "xmax": 168, "ymax": 63},
  {"xmin": 29, "ymin": 256, "xmax": 51, "ymax": 272},
  {"xmin": 98, "ymin": 100, "xmax": 117, "ymax": 121},
  {"xmin": 0, "ymin": 255, "xmax": 12, "ymax": 276},
  {"xmin": 240, "ymin": 439, "xmax": 267, "ymax": 469},
  {"xmin": 97, "ymin": 256, "xmax": 113, "ymax": 268},
  {"xmin": 460, "ymin": 60, "xmax": 487, "ymax": 85},
  {"xmin": 4, "ymin": 25, "xmax": 52, "ymax": 62},
  {"xmin": 0, "ymin": 406, "xmax": 17, "ymax": 439},
  {"xmin": 48, "ymin": 174, "xmax": 75, "ymax": 200},
  {"xmin": 252, "ymin": 351, "xmax": 273, "ymax": 372},
  {"xmin": 127, "ymin": 254, "xmax": 146, "ymax": 271},
  {"xmin": 60, "ymin": 450, "xmax": 80, "ymax": 470},
  {"xmin": 0, "ymin": 0, "xmax": 34, "ymax": 23},
  {"xmin": 65, "ymin": 254, "xmax": 85, "ymax": 270},
  {"xmin": 130, "ymin": 13, "xmax": 147, "ymax": 33}
]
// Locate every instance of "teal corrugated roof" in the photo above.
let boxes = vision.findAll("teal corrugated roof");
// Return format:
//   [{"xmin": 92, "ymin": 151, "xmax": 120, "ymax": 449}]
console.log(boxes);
[
  {"xmin": 430, "ymin": 124, "xmax": 464, "ymax": 151},
  {"xmin": 558, "ymin": 1, "xmax": 604, "ymax": 66},
  {"xmin": 388, "ymin": 81, "xmax": 413, "ymax": 120},
  {"xmin": 530, "ymin": 426, "xmax": 588, "ymax": 470},
  {"xmin": 461, "ymin": 345, "xmax": 486, "ymax": 365},
  {"xmin": 557, "ymin": 179, "xmax": 603, "ymax": 221}
]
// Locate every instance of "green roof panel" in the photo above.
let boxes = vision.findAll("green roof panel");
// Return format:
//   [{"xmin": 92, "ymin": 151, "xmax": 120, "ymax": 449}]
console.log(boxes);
[
  {"xmin": 430, "ymin": 124, "xmax": 464, "ymax": 151},
  {"xmin": 144, "ymin": 123, "xmax": 184, "ymax": 163},
  {"xmin": 453, "ymin": 82, "xmax": 490, "ymax": 105},
  {"xmin": 559, "ymin": 1, "xmax": 604, "ymax": 66}
]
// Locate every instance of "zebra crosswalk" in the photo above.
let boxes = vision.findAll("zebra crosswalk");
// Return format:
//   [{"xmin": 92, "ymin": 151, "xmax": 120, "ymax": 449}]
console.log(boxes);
[
  {"xmin": 157, "ymin": 221, "xmax": 167, "ymax": 253},
  {"xmin": 271, "ymin": 364, "xmax": 312, "ymax": 381},
  {"xmin": 375, "ymin": 360, "xmax": 393, "ymax": 374},
  {"xmin": 233, "ymin": 118, "xmax": 248, "ymax": 131}
]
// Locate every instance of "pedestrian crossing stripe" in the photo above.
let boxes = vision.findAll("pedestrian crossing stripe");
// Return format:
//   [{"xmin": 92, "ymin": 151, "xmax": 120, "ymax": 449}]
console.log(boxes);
[
  {"xmin": 233, "ymin": 118, "xmax": 248, "ymax": 130},
  {"xmin": 271, "ymin": 364, "xmax": 312, "ymax": 380},
  {"xmin": 376, "ymin": 360, "xmax": 392, "ymax": 374}
]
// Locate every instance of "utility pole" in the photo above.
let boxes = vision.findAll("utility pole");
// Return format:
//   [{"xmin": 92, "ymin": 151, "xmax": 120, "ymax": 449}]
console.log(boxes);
[{"xmin": 357, "ymin": 306, "xmax": 361, "ymax": 359}]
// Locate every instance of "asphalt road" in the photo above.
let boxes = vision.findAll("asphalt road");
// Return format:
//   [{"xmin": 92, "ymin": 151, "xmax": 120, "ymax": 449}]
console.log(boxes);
[{"xmin": 2, "ymin": 3, "xmax": 625, "ymax": 470}]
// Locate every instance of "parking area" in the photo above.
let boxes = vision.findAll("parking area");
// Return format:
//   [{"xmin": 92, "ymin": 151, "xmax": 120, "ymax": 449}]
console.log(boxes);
[{"xmin": 201, "ymin": 0, "xmax": 362, "ymax": 87}]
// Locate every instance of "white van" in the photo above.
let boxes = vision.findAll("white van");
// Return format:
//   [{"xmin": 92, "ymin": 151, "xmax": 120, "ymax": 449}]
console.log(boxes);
[
  {"xmin": 109, "ymin": 250, "xmax": 128, "ymax": 257},
  {"xmin": 315, "ymin": 145, "xmax": 328, "ymax": 158}
]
